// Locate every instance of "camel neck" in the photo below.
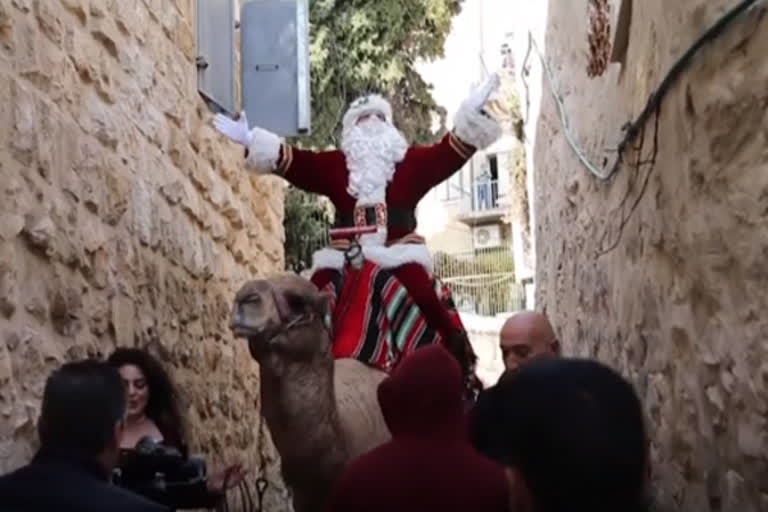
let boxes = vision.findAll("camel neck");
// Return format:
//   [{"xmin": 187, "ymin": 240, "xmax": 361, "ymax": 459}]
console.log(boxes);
[{"xmin": 258, "ymin": 347, "xmax": 344, "ymax": 469}]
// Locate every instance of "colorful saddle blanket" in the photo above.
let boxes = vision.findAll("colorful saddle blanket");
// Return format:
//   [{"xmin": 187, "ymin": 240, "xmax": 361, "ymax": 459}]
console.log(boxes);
[{"xmin": 320, "ymin": 260, "xmax": 467, "ymax": 372}]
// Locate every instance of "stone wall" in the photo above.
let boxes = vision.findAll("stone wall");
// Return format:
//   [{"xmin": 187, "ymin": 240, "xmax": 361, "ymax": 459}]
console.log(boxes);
[
  {"xmin": 531, "ymin": 1, "xmax": 768, "ymax": 510},
  {"xmin": 0, "ymin": 0, "xmax": 289, "ymax": 508}
]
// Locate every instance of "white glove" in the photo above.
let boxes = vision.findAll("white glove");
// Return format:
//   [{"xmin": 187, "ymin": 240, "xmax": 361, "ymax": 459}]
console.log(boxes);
[
  {"xmin": 466, "ymin": 72, "xmax": 501, "ymax": 113},
  {"xmin": 213, "ymin": 111, "xmax": 253, "ymax": 147}
]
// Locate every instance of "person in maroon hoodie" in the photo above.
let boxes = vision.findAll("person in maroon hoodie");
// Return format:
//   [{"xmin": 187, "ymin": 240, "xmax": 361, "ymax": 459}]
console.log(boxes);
[{"xmin": 325, "ymin": 344, "xmax": 510, "ymax": 511}]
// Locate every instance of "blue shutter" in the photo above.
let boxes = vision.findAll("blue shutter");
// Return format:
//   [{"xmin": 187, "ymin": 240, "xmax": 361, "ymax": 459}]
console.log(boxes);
[
  {"xmin": 240, "ymin": 0, "xmax": 311, "ymax": 137},
  {"xmin": 197, "ymin": 0, "xmax": 236, "ymax": 115}
]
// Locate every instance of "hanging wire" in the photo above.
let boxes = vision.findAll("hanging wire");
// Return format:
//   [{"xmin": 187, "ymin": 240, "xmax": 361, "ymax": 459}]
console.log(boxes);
[{"xmin": 522, "ymin": 0, "xmax": 762, "ymax": 182}]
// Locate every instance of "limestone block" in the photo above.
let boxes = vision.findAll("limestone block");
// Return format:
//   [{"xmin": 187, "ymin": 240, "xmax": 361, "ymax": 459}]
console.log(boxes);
[
  {"xmin": 33, "ymin": 0, "xmax": 64, "ymax": 46},
  {"xmin": 9, "ymin": 79, "xmax": 36, "ymax": 166},
  {"xmin": 0, "ymin": 0, "xmax": 288, "ymax": 503},
  {"xmin": 102, "ymin": 164, "xmax": 130, "ymax": 226},
  {"xmin": 21, "ymin": 212, "xmax": 55, "ymax": 254},
  {"xmin": 60, "ymin": 0, "xmax": 87, "ymax": 25},
  {"xmin": 0, "ymin": 3, "xmax": 13, "ymax": 49},
  {"xmin": 131, "ymin": 177, "xmax": 153, "ymax": 246},
  {"xmin": 174, "ymin": 19, "xmax": 196, "ymax": 63},
  {"xmin": 532, "ymin": 2, "xmax": 768, "ymax": 510},
  {"xmin": 0, "ymin": 244, "xmax": 17, "ymax": 319},
  {"xmin": 64, "ymin": 24, "xmax": 100, "ymax": 87},
  {"xmin": 111, "ymin": 294, "xmax": 136, "ymax": 347}
]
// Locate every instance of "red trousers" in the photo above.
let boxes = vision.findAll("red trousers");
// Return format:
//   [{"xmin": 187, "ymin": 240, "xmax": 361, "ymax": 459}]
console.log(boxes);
[{"xmin": 311, "ymin": 263, "xmax": 462, "ymax": 339}]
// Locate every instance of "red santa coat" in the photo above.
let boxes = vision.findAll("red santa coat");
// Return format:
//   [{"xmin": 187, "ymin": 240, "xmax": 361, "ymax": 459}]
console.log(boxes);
[{"xmin": 259, "ymin": 132, "xmax": 477, "ymax": 273}]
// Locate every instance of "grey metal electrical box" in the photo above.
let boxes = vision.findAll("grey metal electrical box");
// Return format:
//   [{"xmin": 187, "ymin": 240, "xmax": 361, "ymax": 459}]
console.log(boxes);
[
  {"xmin": 241, "ymin": 0, "xmax": 311, "ymax": 137},
  {"xmin": 197, "ymin": 0, "xmax": 237, "ymax": 115}
]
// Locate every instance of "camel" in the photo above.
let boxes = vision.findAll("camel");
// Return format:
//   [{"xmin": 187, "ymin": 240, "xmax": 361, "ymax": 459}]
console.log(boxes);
[{"xmin": 228, "ymin": 274, "xmax": 391, "ymax": 512}]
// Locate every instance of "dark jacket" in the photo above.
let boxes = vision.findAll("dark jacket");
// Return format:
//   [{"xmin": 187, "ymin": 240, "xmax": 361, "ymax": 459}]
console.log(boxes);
[
  {"xmin": 326, "ymin": 344, "xmax": 510, "ymax": 512},
  {"xmin": 0, "ymin": 450, "xmax": 168, "ymax": 512},
  {"xmin": 115, "ymin": 435, "xmax": 224, "ymax": 511}
]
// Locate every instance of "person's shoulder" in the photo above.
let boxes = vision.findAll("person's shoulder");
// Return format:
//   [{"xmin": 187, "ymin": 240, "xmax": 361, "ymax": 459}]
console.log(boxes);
[{"xmin": 0, "ymin": 463, "xmax": 168, "ymax": 512}]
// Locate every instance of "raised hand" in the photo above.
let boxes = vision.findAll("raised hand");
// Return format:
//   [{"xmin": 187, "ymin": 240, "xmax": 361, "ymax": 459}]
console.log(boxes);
[
  {"xmin": 207, "ymin": 462, "xmax": 249, "ymax": 493},
  {"xmin": 213, "ymin": 111, "xmax": 253, "ymax": 147},
  {"xmin": 467, "ymin": 72, "xmax": 502, "ymax": 113}
]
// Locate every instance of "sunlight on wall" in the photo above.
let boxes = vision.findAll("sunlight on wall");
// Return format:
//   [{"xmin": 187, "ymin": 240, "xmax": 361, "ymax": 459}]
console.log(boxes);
[{"xmin": 510, "ymin": 0, "xmax": 549, "ymax": 308}]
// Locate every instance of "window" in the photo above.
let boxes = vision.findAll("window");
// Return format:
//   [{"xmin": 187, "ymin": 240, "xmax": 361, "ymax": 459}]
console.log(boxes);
[
  {"xmin": 488, "ymin": 154, "xmax": 499, "ymax": 180},
  {"xmin": 197, "ymin": 0, "xmax": 237, "ymax": 115}
]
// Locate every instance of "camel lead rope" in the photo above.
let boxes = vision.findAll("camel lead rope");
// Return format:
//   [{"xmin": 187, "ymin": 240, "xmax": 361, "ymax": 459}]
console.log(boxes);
[{"xmin": 255, "ymin": 412, "xmax": 269, "ymax": 511}]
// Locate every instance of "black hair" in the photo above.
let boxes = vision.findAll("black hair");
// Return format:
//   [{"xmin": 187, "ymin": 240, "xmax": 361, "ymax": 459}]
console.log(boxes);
[
  {"xmin": 107, "ymin": 347, "xmax": 186, "ymax": 452},
  {"xmin": 38, "ymin": 359, "xmax": 126, "ymax": 458},
  {"xmin": 471, "ymin": 357, "xmax": 649, "ymax": 512}
]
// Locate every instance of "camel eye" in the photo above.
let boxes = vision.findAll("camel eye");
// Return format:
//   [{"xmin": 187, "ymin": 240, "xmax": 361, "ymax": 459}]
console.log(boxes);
[{"xmin": 242, "ymin": 294, "xmax": 262, "ymax": 305}]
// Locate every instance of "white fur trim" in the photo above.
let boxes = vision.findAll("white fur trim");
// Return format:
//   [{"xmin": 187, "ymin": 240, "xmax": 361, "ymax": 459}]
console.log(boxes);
[
  {"xmin": 311, "ymin": 243, "xmax": 433, "ymax": 274},
  {"xmin": 453, "ymin": 99, "xmax": 503, "ymax": 150},
  {"xmin": 244, "ymin": 126, "xmax": 282, "ymax": 174},
  {"xmin": 359, "ymin": 228, "xmax": 388, "ymax": 247},
  {"xmin": 311, "ymin": 248, "xmax": 346, "ymax": 271},
  {"xmin": 342, "ymin": 94, "xmax": 393, "ymax": 134}
]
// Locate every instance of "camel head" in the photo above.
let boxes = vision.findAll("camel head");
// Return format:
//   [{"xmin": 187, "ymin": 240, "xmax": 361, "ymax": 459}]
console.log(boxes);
[{"xmin": 229, "ymin": 274, "xmax": 332, "ymax": 360}]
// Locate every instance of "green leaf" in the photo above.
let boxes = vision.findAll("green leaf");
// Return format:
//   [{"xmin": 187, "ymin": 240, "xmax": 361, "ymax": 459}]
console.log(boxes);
[{"xmin": 283, "ymin": 0, "xmax": 466, "ymax": 270}]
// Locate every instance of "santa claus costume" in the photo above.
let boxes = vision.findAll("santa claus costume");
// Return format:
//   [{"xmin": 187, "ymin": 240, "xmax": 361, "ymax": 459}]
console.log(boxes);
[{"xmin": 214, "ymin": 75, "xmax": 502, "ymax": 373}]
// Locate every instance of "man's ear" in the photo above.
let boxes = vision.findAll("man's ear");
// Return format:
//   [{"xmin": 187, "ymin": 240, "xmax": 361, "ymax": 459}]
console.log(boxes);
[{"xmin": 551, "ymin": 338, "xmax": 561, "ymax": 355}]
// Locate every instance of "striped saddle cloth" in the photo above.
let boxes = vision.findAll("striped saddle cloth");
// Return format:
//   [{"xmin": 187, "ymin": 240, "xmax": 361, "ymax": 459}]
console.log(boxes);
[{"xmin": 320, "ymin": 260, "xmax": 468, "ymax": 373}]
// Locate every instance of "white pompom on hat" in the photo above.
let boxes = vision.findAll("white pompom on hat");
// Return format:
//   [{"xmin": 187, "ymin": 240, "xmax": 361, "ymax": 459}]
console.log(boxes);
[{"xmin": 342, "ymin": 94, "xmax": 393, "ymax": 133}]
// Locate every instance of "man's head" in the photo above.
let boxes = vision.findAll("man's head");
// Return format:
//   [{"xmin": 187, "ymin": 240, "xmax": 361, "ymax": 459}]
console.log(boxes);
[
  {"xmin": 471, "ymin": 357, "xmax": 649, "ymax": 512},
  {"xmin": 340, "ymin": 94, "xmax": 409, "ymax": 204},
  {"xmin": 499, "ymin": 311, "xmax": 560, "ymax": 374},
  {"xmin": 37, "ymin": 359, "xmax": 127, "ymax": 472}
]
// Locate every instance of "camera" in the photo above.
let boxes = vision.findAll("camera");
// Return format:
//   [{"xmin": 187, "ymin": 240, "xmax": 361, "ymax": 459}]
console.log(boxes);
[{"xmin": 114, "ymin": 437, "xmax": 207, "ymax": 490}]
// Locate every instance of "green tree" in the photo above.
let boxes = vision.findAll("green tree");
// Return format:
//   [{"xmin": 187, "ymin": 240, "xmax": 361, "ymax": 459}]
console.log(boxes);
[{"xmin": 284, "ymin": 0, "xmax": 464, "ymax": 270}]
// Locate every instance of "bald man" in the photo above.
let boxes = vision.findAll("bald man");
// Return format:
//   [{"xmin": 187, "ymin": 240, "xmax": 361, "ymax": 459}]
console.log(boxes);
[{"xmin": 499, "ymin": 311, "xmax": 560, "ymax": 374}]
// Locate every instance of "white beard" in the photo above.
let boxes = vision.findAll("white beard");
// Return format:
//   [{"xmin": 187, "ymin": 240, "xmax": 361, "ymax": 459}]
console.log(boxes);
[{"xmin": 341, "ymin": 118, "xmax": 409, "ymax": 205}]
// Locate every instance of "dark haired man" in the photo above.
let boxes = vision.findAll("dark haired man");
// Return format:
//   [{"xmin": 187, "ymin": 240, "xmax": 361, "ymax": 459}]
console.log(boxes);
[
  {"xmin": 471, "ymin": 357, "xmax": 650, "ymax": 512},
  {"xmin": 0, "ymin": 359, "xmax": 168, "ymax": 512}
]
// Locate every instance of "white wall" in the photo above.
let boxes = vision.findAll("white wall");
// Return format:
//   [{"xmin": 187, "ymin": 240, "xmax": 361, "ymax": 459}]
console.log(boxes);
[{"xmin": 462, "ymin": 312, "xmax": 506, "ymax": 387}]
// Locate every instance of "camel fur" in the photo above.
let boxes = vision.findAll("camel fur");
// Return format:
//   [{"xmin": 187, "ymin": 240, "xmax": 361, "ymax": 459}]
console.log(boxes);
[{"xmin": 228, "ymin": 274, "xmax": 391, "ymax": 512}]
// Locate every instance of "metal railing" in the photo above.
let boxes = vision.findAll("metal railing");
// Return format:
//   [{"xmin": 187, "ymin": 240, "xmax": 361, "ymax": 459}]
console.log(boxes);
[
  {"xmin": 472, "ymin": 179, "xmax": 500, "ymax": 212},
  {"xmin": 434, "ymin": 247, "xmax": 525, "ymax": 317}
]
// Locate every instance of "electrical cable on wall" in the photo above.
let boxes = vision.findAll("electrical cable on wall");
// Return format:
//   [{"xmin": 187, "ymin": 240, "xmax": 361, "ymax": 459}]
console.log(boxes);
[{"xmin": 523, "ymin": 0, "xmax": 762, "ymax": 182}]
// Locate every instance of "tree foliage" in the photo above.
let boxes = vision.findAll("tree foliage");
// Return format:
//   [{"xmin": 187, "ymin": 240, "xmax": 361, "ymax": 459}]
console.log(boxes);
[
  {"xmin": 284, "ymin": 0, "xmax": 464, "ymax": 270},
  {"xmin": 283, "ymin": 192, "xmax": 332, "ymax": 273},
  {"xmin": 304, "ymin": 0, "xmax": 462, "ymax": 147}
]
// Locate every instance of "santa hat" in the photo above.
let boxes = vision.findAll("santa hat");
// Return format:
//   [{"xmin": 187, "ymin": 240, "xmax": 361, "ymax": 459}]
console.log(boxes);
[{"xmin": 342, "ymin": 94, "xmax": 393, "ymax": 133}]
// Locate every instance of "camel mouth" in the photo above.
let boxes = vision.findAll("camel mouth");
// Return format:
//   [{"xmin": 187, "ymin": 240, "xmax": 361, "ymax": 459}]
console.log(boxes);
[{"xmin": 229, "ymin": 323, "xmax": 263, "ymax": 339}]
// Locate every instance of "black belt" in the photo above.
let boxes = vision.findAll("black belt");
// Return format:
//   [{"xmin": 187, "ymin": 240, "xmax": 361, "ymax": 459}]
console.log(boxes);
[{"xmin": 334, "ymin": 206, "xmax": 416, "ymax": 232}]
